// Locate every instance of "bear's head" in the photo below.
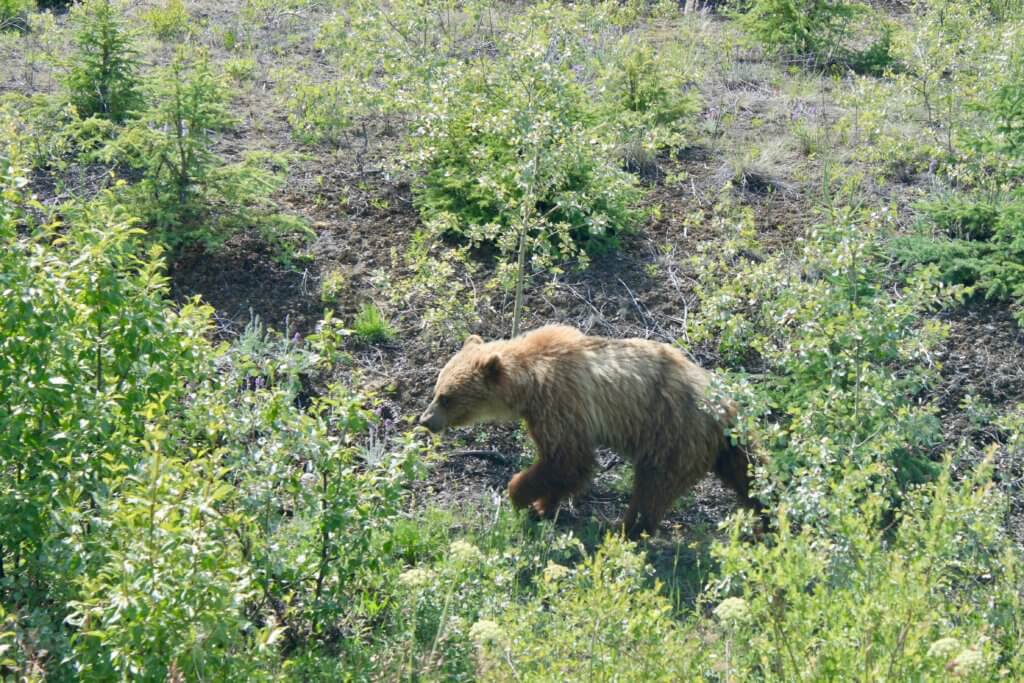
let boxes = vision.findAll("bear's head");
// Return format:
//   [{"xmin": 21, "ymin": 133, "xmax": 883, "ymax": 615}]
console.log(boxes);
[{"xmin": 419, "ymin": 334, "xmax": 513, "ymax": 433}]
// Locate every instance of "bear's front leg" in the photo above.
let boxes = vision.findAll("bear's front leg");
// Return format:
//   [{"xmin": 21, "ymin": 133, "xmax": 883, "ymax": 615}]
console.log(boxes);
[
  {"xmin": 507, "ymin": 463, "xmax": 560, "ymax": 513},
  {"xmin": 507, "ymin": 450, "xmax": 594, "ymax": 518}
]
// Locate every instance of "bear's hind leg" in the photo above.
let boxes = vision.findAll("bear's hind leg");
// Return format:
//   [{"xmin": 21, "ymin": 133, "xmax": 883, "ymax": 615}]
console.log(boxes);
[
  {"xmin": 713, "ymin": 444, "xmax": 763, "ymax": 512},
  {"xmin": 623, "ymin": 465, "xmax": 678, "ymax": 540}
]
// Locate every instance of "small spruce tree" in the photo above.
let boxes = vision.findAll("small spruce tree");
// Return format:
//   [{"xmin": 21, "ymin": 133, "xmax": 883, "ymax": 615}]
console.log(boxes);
[{"xmin": 63, "ymin": 0, "xmax": 143, "ymax": 123}]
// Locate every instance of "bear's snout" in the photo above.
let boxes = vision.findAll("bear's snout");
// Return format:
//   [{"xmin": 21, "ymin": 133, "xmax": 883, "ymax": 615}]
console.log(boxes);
[{"xmin": 418, "ymin": 407, "xmax": 445, "ymax": 433}]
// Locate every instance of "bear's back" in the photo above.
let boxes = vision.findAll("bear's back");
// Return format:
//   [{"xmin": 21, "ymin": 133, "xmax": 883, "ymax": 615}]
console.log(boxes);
[{"xmin": 515, "ymin": 327, "xmax": 725, "ymax": 458}]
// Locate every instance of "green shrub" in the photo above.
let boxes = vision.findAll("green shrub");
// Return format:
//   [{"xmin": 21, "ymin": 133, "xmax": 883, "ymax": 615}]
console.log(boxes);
[
  {"xmin": 735, "ymin": 0, "xmax": 859, "ymax": 60},
  {"xmin": 67, "ymin": 453, "xmax": 268, "ymax": 681},
  {"xmin": 62, "ymin": 0, "xmax": 143, "ymax": 123},
  {"xmin": 597, "ymin": 39, "xmax": 702, "ymax": 171},
  {"xmin": 385, "ymin": 233, "xmax": 482, "ymax": 343},
  {"xmin": 705, "ymin": 456, "xmax": 1023, "ymax": 681},
  {"xmin": 478, "ymin": 534, "xmax": 702, "ymax": 681},
  {"xmin": 319, "ymin": 268, "xmax": 348, "ymax": 303},
  {"xmin": 283, "ymin": 77, "xmax": 363, "ymax": 148},
  {"xmin": 316, "ymin": 1, "xmax": 655, "ymax": 266},
  {"xmin": 0, "ymin": 0, "xmax": 32, "ymax": 30},
  {"xmin": 688, "ymin": 199, "xmax": 951, "ymax": 518},
  {"xmin": 405, "ymin": 8, "xmax": 645, "ymax": 265},
  {"xmin": 0, "ymin": 116, "xmax": 219, "ymax": 676},
  {"xmin": 353, "ymin": 302, "xmax": 394, "ymax": 344},
  {"xmin": 1, "ymin": 113, "xmax": 425, "ymax": 677},
  {"xmin": 100, "ymin": 50, "xmax": 312, "ymax": 254},
  {"xmin": 893, "ymin": 199, "xmax": 1024, "ymax": 322},
  {"xmin": 988, "ymin": 62, "xmax": 1024, "ymax": 163},
  {"xmin": 141, "ymin": 0, "xmax": 191, "ymax": 41},
  {"xmin": 892, "ymin": 55, "xmax": 1024, "ymax": 325},
  {"xmin": 847, "ymin": 21, "xmax": 898, "ymax": 76}
]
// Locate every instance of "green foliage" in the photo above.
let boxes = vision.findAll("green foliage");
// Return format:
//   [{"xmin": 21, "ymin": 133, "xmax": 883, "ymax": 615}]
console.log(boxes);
[
  {"xmin": 847, "ymin": 21, "xmax": 897, "ymax": 76},
  {"xmin": 892, "ymin": 50, "xmax": 1024, "ymax": 324},
  {"xmin": 345, "ymin": 502, "xmax": 587, "ymax": 679},
  {"xmin": 0, "ymin": 0, "xmax": 32, "ymax": 30},
  {"xmin": 101, "ymin": 50, "xmax": 312, "ymax": 254},
  {"xmin": 319, "ymin": 268, "xmax": 348, "ymax": 303},
  {"xmin": 1, "ymin": 117, "xmax": 424, "ymax": 678},
  {"xmin": 735, "ymin": 0, "xmax": 859, "ymax": 60},
  {"xmin": 0, "ymin": 116, "xmax": 218, "ymax": 676},
  {"xmin": 985, "ymin": 0, "xmax": 1024, "ymax": 21},
  {"xmin": 410, "ymin": 69, "xmax": 641, "ymax": 264},
  {"xmin": 386, "ymin": 233, "xmax": 483, "ymax": 343},
  {"xmin": 314, "ymin": 1, "xmax": 698, "ymax": 266},
  {"xmin": 283, "ymin": 77, "xmax": 363, "ymax": 149},
  {"xmin": 67, "ymin": 453, "xmax": 268, "ymax": 681},
  {"xmin": 893, "ymin": 200, "xmax": 1024, "ymax": 322},
  {"xmin": 706, "ymin": 457, "xmax": 1023, "ymax": 681},
  {"xmin": 987, "ymin": 61, "xmax": 1024, "ymax": 171},
  {"xmin": 352, "ymin": 302, "xmax": 394, "ymax": 344},
  {"xmin": 597, "ymin": 39, "xmax": 702, "ymax": 174},
  {"xmin": 62, "ymin": 0, "xmax": 143, "ymax": 123},
  {"xmin": 108, "ymin": 51, "xmax": 229, "ymax": 234},
  {"xmin": 688, "ymin": 199, "xmax": 952, "ymax": 517},
  {"xmin": 141, "ymin": 0, "xmax": 191, "ymax": 41},
  {"xmin": 478, "ymin": 534, "xmax": 701, "ymax": 681},
  {"xmin": 406, "ymin": 16, "xmax": 642, "ymax": 264}
]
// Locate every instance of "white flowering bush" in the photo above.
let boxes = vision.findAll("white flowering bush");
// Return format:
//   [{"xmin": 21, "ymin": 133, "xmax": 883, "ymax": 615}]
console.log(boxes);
[
  {"xmin": 478, "ymin": 534, "xmax": 702, "ymax": 681},
  {"xmin": 702, "ymin": 456, "xmax": 1022, "ymax": 681},
  {"xmin": 312, "ymin": 1, "xmax": 707, "ymax": 266},
  {"xmin": 406, "ymin": 20, "xmax": 642, "ymax": 265},
  {"xmin": 688, "ymin": 199, "xmax": 952, "ymax": 518},
  {"xmin": 713, "ymin": 597, "xmax": 752, "ymax": 627}
]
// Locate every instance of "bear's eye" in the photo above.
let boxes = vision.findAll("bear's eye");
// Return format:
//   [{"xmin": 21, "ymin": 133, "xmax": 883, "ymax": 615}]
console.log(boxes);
[{"xmin": 438, "ymin": 395, "xmax": 451, "ymax": 408}]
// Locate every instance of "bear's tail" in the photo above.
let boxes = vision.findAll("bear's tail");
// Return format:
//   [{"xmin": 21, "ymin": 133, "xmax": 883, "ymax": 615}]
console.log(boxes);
[{"xmin": 713, "ymin": 441, "xmax": 765, "ymax": 514}]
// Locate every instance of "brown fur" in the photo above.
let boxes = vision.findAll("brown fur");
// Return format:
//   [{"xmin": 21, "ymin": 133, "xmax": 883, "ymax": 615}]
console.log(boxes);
[{"xmin": 419, "ymin": 325, "xmax": 762, "ymax": 538}]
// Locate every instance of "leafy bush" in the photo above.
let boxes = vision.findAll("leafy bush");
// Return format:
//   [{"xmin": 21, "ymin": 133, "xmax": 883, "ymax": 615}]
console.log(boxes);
[
  {"xmin": 705, "ymin": 457, "xmax": 1023, "ymax": 681},
  {"xmin": 893, "ymin": 199, "xmax": 1024, "ymax": 322},
  {"xmin": 892, "ymin": 52, "xmax": 1024, "ymax": 324},
  {"xmin": 1, "ymin": 116, "xmax": 423, "ymax": 678},
  {"xmin": 352, "ymin": 303, "xmax": 394, "ymax": 344},
  {"xmin": 688, "ymin": 199, "xmax": 951, "ymax": 518},
  {"xmin": 477, "ymin": 534, "xmax": 701, "ymax": 681},
  {"xmin": 596, "ymin": 39, "xmax": 702, "ymax": 174},
  {"xmin": 284, "ymin": 78, "xmax": 359, "ymax": 148},
  {"xmin": 314, "ymin": 1, "xmax": 697, "ymax": 265},
  {"xmin": 406, "ymin": 17, "xmax": 643, "ymax": 265},
  {"xmin": 100, "ymin": 50, "xmax": 312, "ymax": 254},
  {"xmin": 319, "ymin": 268, "xmax": 348, "ymax": 303},
  {"xmin": 67, "ymin": 453, "xmax": 268, "ymax": 681},
  {"xmin": 0, "ymin": 0, "xmax": 32, "ymax": 30},
  {"xmin": 477, "ymin": 464, "xmax": 1024, "ymax": 681},
  {"xmin": 141, "ymin": 0, "xmax": 191, "ymax": 41},
  {"xmin": 410, "ymin": 67, "xmax": 641, "ymax": 264},
  {"xmin": 735, "ymin": 0, "xmax": 859, "ymax": 60},
  {"xmin": 385, "ymin": 234, "xmax": 482, "ymax": 343},
  {"xmin": 0, "ymin": 117, "xmax": 219, "ymax": 676},
  {"xmin": 62, "ymin": 0, "xmax": 143, "ymax": 123}
]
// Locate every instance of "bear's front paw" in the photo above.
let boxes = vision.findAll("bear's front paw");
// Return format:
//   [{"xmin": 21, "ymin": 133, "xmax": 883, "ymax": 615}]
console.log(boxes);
[{"xmin": 507, "ymin": 472, "xmax": 531, "ymax": 509}]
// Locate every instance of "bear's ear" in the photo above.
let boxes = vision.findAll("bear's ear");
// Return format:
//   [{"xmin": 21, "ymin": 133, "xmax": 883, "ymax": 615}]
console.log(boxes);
[
  {"xmin": 463, "ymin": 334, "xmax": 484, "ymax": 348},
  {"xmin": 480, "ymin": 354, "xmax": 503, "ymax": 384}
]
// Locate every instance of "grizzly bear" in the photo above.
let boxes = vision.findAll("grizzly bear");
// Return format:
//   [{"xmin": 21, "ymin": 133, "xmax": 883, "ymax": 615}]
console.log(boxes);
[{"xmin": 418, "ymin": 325, "xmax": 762, "ymax": 538}]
